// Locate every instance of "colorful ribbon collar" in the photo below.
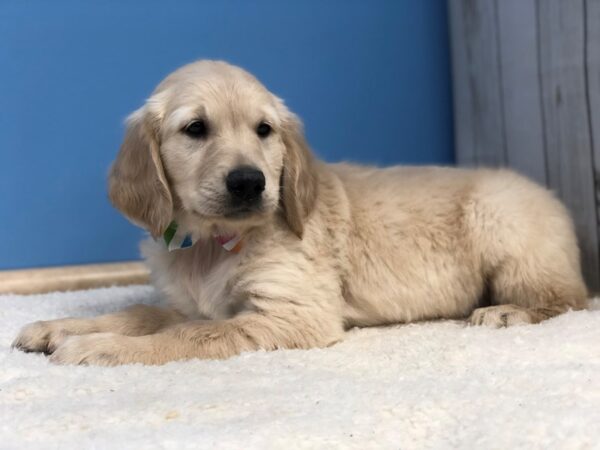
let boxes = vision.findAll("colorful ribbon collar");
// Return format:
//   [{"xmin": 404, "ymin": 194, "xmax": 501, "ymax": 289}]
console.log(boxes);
[{"xmin": 161, "ymin": 221, "xmax": 243, "ymax": 253}]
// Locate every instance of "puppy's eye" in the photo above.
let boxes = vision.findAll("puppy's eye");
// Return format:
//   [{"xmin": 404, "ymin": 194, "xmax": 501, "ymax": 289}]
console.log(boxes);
[
  {"xmin": 184, "ymin": 120, "xmax": 208, "ymax": 138},
  {"xmin": 256, "ymin": 122, "xmax": 272, "ymax": 138}
]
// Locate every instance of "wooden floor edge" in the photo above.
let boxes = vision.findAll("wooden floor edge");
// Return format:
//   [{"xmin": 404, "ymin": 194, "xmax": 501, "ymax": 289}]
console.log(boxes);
[{"xmin": 0, "ymin": 261, "xmax": 150, "ymax": 295}]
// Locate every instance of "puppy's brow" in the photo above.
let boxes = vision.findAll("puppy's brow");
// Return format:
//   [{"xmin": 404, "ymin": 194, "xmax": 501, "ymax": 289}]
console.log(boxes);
[
  {"xmin": 165, "ymin": 105, "xmax": 206, "ymax": 132},
  {"xmin": 261, "ymin": 105, "xmax": 281, "ymax": 127}
]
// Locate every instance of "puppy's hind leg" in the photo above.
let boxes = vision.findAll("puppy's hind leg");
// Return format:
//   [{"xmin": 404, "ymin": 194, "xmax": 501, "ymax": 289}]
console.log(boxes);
[
  {"xmin": 469, "ymin": 254, "xmax": 587, "ymax": 327},
  {"xmin": 466, "ymin": 172, "xmax": 588, "ymax": 327}
]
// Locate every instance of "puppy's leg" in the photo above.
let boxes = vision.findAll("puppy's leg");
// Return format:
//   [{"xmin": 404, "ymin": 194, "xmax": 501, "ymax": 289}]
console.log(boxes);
[
  {"xmin": 469, "ymin": 256, "xmax": 587, "ymax": 327},
  {"xmin": 49, "ymin": 310, "xmax": 343, "ymax": 366},
  {"xmin": 466, "ymin": 175, "xmax": 589, "ymax": 328},
  {"xmin": 12, "ymin": 304, "xmax": 186, "ymax": 354}
]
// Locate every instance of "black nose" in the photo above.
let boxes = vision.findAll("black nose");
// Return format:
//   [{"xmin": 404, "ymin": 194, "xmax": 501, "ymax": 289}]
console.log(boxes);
[{"xmin": 226, "ymin": 166, "xmax": 266, "ymax": 203}]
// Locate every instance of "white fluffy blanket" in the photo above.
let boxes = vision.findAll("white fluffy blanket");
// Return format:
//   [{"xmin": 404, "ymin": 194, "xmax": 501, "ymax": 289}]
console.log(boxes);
[{"xmin": 1, "ymin": 286, "xmax": 599, "ymax": 449}]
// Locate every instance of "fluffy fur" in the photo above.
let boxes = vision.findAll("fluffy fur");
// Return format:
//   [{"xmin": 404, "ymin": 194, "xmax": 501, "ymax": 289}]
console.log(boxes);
[{"xmin": 13, "ymin": 60, "xmax": 588, "ymax": 365}]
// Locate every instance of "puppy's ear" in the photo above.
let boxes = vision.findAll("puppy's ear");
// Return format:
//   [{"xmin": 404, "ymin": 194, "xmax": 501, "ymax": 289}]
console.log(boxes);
[
  {"xmin": 279, "ymin": 106, "xmax": 318, "ymax": 238},
  {"xmin": 108, "ymin": 105, "xmax": 173, "ymax": 238}
]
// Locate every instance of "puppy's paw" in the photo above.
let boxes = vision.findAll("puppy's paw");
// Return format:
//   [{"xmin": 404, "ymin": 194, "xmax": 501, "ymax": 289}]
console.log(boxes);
[
  {"xmin": 49, "ymin": 333, "xmax": 141, "ymax": 366},
  {"xmin": 12, "ymin": 321, "xmax": 70, "ymax": 354},
  {"xmin": 469, "ymin": 305, "xmax": 534, "ymax": 328}
]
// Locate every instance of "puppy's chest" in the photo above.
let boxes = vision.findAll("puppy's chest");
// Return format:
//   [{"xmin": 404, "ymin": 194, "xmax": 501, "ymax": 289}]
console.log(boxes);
[{"xmin": 168, "ymin": 249, "xmax": 242, "ymax": 320}]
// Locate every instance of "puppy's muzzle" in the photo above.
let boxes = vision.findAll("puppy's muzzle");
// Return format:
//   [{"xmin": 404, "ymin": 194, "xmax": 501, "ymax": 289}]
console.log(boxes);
[{"xmin": 226, "ymin": 166, "xmax": 265, "ymax": 207}]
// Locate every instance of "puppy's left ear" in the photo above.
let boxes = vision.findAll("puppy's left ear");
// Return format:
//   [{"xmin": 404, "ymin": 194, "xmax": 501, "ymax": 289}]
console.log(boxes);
[{"xmin": 278, "ymin": 102, "xmax": 318, "ymax": 238}]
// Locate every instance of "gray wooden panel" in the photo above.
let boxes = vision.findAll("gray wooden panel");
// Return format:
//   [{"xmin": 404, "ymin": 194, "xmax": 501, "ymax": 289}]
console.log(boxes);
[
  {"xmin": 448, "ymin": 0, "xmax": 477, "ymax": 166},
  {"xmin": 496, "ymin": 0, "xmax": 547, "ymax": 185},
  {"xmin": 449, "ymin": 0, "xmax": 506, "ymax": 167},
  {"xmin": 588, "ymin": 0, "xmax": 600, "ymax": 264},
  {"xmin": 538, "ymin": 0, "xmax": 600, "ymax": 290}
]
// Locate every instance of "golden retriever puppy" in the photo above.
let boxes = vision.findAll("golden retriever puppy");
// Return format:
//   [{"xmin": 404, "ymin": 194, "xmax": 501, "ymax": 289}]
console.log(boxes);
[{"xmin": 13, "ymin": 60, "xmax": 587, "ymax": 366}]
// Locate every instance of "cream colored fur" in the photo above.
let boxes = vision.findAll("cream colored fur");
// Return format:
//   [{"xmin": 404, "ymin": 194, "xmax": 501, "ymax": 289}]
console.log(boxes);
[{"xmin": 13, "ymin": 61, "xmax": 588, "ymax": 366}]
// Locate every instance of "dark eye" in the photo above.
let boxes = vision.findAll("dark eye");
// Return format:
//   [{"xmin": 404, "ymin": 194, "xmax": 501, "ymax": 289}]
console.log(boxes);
[
  {"xmin": 256, "ymin": 122, "xmax": 272, "ymax": 138},
  {"xmin": 184, "ymin": 120, "xmax": 208, "ymax": 138}
]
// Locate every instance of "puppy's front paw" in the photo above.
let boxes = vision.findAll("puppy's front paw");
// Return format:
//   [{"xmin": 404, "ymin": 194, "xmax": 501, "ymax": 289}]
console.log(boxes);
[
  {"xmin": 12, "ymin": 321, "xmax": 70, "ymax": 354},
  {"xmin": 469, "ymin": 305, "xmax": 534, "ymax": 328},
  {"xmin": 49, "ymin": 333, "xmax": 136, "ymax": 366}
]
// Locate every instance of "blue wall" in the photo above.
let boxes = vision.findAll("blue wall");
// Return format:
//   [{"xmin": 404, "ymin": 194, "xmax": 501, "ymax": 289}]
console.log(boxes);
[{"xmin": 0, "ymin": 0, "xmax": 453, "ymax": 270}]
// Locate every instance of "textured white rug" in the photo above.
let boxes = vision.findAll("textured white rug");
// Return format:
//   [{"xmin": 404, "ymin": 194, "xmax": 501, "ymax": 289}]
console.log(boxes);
[{"xmin": 1, "ymin": 286, "xmax": 599, "ymax": 449}]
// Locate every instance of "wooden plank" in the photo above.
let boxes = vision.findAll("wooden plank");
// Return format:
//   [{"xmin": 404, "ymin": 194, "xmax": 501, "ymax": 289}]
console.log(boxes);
[
  {"xmin": 449, "ymin": 0, "xmax": 477, "ymax": 166},
  {"xmin": 496, "ymin": 0, "xmax": 547, "ymax": 185},
  {"xmin": 587, "ymin": 0, "xmax": 600, "ymax": 290},
  {"xmin": 449, "ymin": 0, "xmax": 506, "ymax": 167},
  {"xmin": 0, "ymin": 261, "xmax": 150, "ymax": 295},
  {"xmin": 538, "ymin": 0, "xmax": 600, "ymax": 291}
]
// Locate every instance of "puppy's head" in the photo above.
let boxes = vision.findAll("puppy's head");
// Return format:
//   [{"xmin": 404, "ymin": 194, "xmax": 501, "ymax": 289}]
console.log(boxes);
[{"xmin": 109, "ymin": 60, "xmax": 317, "ymax": 239}]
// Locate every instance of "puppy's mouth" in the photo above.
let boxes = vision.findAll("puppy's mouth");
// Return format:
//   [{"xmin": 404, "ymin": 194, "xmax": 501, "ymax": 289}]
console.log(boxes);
[
  {"xmin": 189, "ymin": 203, "xmax": 264, "ymax": 221},
  {"xmin": 223, "ymin": 205, "xmax": 263, "ymax": 220}
]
